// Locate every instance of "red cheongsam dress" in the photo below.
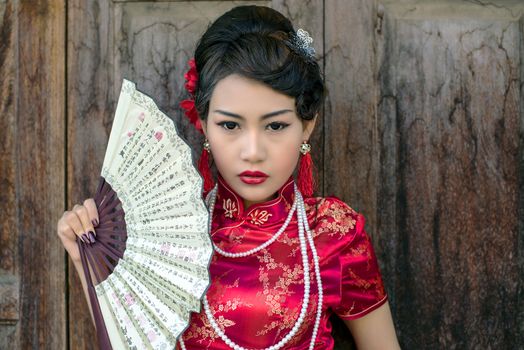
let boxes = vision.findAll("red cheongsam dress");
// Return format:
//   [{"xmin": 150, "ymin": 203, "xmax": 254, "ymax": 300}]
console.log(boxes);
[{"xmin": 177, "ymin": 175, "xmax": 387, "ymax": 349}]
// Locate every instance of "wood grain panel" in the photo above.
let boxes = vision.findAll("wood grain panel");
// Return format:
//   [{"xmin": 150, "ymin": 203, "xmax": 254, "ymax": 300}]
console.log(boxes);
[
  {"xmin": 377, "ymin": 2, "xmax": 523, "ymax": 348},
  {"xmin": 67, "ymin": 0, "xmax": 113, "ymax": 348},
  {"xmin": 0, "ymin": 1, "xmax": 20, "ymax": 348},
  {"xmin": 324, "ymin": 0, "xmax": 378, "ymax": 229},
  {"xmin": 324, "ymin": 2, "xmax": 378, "ymax": 345},
  {"xmin": 518, "ymin": 15, "xmax": 524, "ymax": 348},
  {"xmin": 16, "ymin": 0, "xmax": 66, "ymax": 349}
]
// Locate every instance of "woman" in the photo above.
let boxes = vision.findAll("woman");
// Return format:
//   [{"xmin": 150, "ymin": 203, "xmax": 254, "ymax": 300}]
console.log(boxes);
[{"xmin": 57, "ymin": 5, "xmax": 400, "ymax": 349}]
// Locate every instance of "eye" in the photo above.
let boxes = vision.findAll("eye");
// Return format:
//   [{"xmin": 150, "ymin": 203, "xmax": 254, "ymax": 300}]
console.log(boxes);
[
  {"xmin": 267, "ymin": 122, "xmax": 290, "ymax": 131},
  {"xmin": 217, "ymin": 121, "xmax": 239, "ymax": 130}
]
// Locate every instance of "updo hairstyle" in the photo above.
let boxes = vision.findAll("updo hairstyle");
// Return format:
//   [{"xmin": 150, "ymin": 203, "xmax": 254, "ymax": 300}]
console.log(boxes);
[{"xmin": 193, "ymin": 5, "xmax": 325, "ymax": 122}]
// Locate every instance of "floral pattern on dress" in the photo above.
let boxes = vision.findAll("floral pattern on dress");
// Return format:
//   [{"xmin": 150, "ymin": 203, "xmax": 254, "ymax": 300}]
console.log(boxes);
[
  {"xmin": 223, "ymin": 198, "xmax": 238, "ymax": 219},
  {"xmin": 249, "ymin": 209, "xmax": 272, "ymax": 225},
  {"xmin": 178, "ymin": 177, "xmax": 387, "ymax": 349}
]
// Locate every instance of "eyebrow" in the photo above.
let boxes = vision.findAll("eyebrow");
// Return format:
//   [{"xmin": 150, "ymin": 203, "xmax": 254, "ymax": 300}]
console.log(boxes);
[{"xmin": 212, "ymin": 109, "xmax": 293, "ymax": 120}]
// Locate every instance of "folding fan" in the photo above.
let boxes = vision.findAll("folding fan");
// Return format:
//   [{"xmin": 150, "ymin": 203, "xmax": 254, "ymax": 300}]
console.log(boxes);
[{"xmin": 76, "ymin": 79, "xmax": 213, "ymax": 349}]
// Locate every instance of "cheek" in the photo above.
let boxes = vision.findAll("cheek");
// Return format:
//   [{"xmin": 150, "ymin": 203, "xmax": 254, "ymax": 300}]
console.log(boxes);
[
  {"xmin": 206, "ymin": 130, "xmax": 236, "ymax": 175},
  {"xmin": 208, "ymin": 137, "xmax": 229, "ymax": 165},
  {"xmin": 270, "ymin": 137, "xmax": 302, "ymax": 170}
]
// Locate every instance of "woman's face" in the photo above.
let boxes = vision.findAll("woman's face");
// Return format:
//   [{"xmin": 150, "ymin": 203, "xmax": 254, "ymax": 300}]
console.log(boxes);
[{"xmin": 202, "ymin": 74, "xmax": 316, "ymax": 209}]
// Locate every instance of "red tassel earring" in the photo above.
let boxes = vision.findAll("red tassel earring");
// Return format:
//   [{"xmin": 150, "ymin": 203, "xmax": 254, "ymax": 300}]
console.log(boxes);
[
  {"xmin": 297, "ymin": 141, "xmax": 315, "ymax": 197},
  {"xmin": 198, "ymin": 139, "xmax": 215, "ymax": 193}
]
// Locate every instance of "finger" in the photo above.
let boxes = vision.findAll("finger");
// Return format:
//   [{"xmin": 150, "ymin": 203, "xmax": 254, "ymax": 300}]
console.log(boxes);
[
  {"xmin": 61, "ymin": 210, "xmax": 89, "ymax": 244},
  {"xmin": 57, "ymin": 224, "xmax": 81, "ymax": 260},
  {"xmin": 72, "ymin": 204, "xmax": 96, "ymax": 244},
  {"xmin": 83, "ymin": 198, "xmax": 100, "ymax": 232},
  {"xmin": 57, "ymin": 215, "xmax": 78, "ymax": 242}
]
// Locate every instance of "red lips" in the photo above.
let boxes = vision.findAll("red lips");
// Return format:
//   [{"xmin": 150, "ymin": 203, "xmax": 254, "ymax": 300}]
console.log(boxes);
[{"xmin": 239, "ymin": 170, "xmax": 268, "ymax": 185}]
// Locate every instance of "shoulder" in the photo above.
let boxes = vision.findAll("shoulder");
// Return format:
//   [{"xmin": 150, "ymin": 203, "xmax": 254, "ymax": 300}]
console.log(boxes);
[{"xmin": 304, "ymin": 195, "xmax": 366, "ymax": 244}]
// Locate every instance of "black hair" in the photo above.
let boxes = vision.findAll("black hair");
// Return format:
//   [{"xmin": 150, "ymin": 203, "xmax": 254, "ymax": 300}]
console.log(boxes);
[{"xmin": 193, "ymin": 5, "xmax": 325, "ymax": 122}]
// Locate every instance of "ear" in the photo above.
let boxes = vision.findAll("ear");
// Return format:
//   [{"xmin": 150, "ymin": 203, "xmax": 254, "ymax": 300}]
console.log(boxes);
[{"xmin": 302, "ymin": 113, "xmax": 317, "ymax": 141}]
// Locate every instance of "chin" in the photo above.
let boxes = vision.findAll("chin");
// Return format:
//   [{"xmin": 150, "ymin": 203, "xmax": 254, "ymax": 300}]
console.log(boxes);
[
  {"xmin": 238, "ymin": 188, "xmax": 271, "ymax": 200},
  {"xmin": 237, "ymin": 185, "xmax": 278, "ymax": 204}
]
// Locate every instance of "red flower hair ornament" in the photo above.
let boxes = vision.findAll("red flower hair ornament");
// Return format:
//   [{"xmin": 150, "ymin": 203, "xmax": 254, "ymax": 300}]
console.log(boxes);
[{"xmin": 179, "ymin": 58, "xmax": 203, "ymax": 134}]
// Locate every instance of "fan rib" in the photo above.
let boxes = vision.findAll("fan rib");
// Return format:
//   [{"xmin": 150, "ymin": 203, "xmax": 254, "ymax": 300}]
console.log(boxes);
[
  {"xmin": 92, "ymin": 247, "xmax": 116, "ymax": 279},
  {"xmin": 84, "ymin": 244, "xmax": 104, "ymax": 284},
  {"xmin": 77, "ymin": 239, "xmax": 113, "ymax": 349},
  {"xmin": 96, "ymin": 240, "xmax": 124, "ymax": 261},
  {"xmin": 97, "ymin": 235, "xmax": 126, "ymax": 250}
]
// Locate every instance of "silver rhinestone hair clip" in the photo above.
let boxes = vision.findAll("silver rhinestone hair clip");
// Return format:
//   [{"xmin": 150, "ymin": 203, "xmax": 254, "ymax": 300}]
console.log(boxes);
[{"xmin": 286, "ymin": 28, "xmax": 316, "ymax": 63}]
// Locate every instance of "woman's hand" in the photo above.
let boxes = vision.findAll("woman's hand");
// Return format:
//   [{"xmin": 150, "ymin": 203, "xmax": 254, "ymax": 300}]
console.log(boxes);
[{"xmin": 56, "ymin": 198, "xmax": 100, "ymax": 262}]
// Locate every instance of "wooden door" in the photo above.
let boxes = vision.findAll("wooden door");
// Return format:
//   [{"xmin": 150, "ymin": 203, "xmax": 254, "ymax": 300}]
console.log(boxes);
[
  {"xmin": 0, "ymin": 1, "xmax": 66, "ymax": 349},
  {"xmin": 375, "ymin": 2, "xmax": 523, "ymax": 348},
  {"xmin": 1, "ymin": 0, "xmax": 522, "ymax": 349}
]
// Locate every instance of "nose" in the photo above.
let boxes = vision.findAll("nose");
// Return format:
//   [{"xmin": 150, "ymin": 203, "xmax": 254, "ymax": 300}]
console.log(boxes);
[{"xmin": 240, "ymin": 130, "xmax": 266, "ymax": 163}]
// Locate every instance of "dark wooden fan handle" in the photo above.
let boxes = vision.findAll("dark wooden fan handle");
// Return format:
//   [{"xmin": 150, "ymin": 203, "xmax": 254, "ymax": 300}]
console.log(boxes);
[{"xmin": 77, "ymin": 175, "xmax": 128, "ymax": 350}]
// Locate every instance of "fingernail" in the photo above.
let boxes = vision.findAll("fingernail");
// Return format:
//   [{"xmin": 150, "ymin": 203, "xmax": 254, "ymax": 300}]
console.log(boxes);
[
  {"xmin": 82, "ymin": 233, "xmax": 90, "ymax": 244},
  {"xmin": 88, "ymin": 231, "xmax": 96, "ymax": 243},
  {"xmin": 92, "ymin": 219, "xmax": 99, "ymax": 227}
]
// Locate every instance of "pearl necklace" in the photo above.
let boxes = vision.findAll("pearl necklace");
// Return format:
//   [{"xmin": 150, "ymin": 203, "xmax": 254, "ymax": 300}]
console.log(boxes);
[
  {"xmin": 211, "ymin": 188, "xmax": 298, "ymax": 258},
  {"xmin": 179, "ymin": 184, "xmax": 323, "ymax": 350}
]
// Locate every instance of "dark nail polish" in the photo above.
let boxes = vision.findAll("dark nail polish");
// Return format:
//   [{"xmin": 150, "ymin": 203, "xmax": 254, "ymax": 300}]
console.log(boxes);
[
  {"xmin": 82, "ymin": 233, "xmax": 90, "ymax": 244},
  {"xmin": 92, "ymin": 219, "xmax": 99, "ymax": 227},
  {"xmin": 88, "ymin": 231, "xmax": 96, "ymax": 243}
]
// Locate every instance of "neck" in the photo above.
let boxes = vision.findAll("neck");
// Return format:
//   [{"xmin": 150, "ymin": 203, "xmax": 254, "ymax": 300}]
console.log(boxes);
[{"xmin": 242, "ymin": 192, "xmax": 278, "ymax": 210}]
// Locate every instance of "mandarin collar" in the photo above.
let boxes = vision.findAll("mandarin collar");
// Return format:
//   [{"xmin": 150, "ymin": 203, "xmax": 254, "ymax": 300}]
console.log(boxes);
[{"xmin": 212, "ymin": 175, "xmax": 296, "ymax": 227}]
